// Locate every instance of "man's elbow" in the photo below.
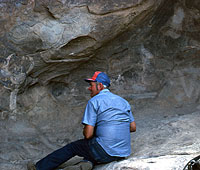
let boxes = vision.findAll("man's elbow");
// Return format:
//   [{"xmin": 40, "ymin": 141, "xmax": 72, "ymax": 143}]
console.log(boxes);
[
  {"xmin": 83, "ymin": 124, "xmax": 94, "ymax": 139},
  {"xmin": 130, "ymin": 121, "xmax": 136, "ymax": 132}
]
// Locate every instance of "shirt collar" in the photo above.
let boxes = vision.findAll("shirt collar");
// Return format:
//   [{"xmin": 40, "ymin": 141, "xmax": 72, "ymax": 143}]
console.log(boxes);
[{"xmin": 99, "ymin": 89, "xmax": 110, "ymax": 94}]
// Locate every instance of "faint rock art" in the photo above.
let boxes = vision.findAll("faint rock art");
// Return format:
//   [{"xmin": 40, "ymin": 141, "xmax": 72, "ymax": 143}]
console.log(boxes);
[
  {"xmin": 10, "ymin": 88, "xmax": 19, "ymax": 112},
  {"xmin": 0, "ymin": 54, "xmax": 34, "ymax": 113},
  {"xmin": 141, "ymin": 44, "xmax": 154, "ymax": 60},
  {"xmin": 110, "ymin": 74, "xmax": 125, "ymax": 90},
  {"xmin": 140, "ymin": 44, "xmax": 154, "ymax": 84},
  {"xmin": 171, "ymin": 7, "xmax": 184, "ymax": 30},
  {"xmin": 179, "ymin": 75, "xmax": 193, "ymax": 98},
  {"xmin": 115, "ymin": 74, "xmax": 125, "ymax": 85},
  {"xmin": 178, "ymin": 69, "xmax": 200, "ymax": 99}
]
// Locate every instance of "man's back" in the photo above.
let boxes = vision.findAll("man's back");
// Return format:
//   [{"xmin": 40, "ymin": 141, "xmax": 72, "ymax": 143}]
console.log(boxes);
[{"xmin": 82, "ymin": 89, "xmax": 135, "ymax": 157}]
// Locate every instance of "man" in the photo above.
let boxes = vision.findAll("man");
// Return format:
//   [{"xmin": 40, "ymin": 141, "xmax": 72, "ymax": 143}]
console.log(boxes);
[{"xmin": 27, "ymin": 71, "xmax": 136, "ymax": 170}]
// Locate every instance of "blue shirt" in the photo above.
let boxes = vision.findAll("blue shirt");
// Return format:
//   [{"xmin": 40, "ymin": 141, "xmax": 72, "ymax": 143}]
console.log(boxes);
[{"xmin": 82, "ymin": 89, "xmax": 135, "ymax": 157}]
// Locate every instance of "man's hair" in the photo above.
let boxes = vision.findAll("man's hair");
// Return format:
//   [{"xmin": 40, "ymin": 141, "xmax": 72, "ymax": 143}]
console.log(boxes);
[{"xmin": 96, "ymin": 82, "xmax": 108, "ymax": 90}]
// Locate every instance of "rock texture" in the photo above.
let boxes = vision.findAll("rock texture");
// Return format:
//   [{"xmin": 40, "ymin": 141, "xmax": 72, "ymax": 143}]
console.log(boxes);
[
  {"xmin": 0, "ymin": 0, "xmax": 200, "ymax": 169},
  {"xmin": 95, "ymin": 154, "xmax": 200, "ymax": 170}
]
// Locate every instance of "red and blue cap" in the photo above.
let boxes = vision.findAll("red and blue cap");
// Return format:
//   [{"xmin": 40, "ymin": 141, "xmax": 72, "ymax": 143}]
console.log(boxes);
[{"xmin": 85, "ymin": 71, "xmax": 110, "ymax": 87}]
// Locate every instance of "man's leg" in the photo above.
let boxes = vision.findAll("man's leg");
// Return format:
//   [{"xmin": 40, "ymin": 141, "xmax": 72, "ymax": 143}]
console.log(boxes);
[
  {"xmin": 88, "ymin": 138, "xmax": 124, "ymax": 164},
  {"xmin": 35, "ymin": 139, "xmax": 95, "ymax": 170}
]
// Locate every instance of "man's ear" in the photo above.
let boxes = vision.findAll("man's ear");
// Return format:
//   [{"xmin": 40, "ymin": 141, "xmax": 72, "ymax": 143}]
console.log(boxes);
[{"xmin": 99, "ymin": 83, "xmax": 104, "ymax": 90}]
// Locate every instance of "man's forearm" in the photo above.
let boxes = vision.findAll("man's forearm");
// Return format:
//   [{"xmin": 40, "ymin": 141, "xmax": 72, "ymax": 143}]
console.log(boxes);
[{"xmin": 83, "ymin": 125, "xmax": 95, "ymax": 139}]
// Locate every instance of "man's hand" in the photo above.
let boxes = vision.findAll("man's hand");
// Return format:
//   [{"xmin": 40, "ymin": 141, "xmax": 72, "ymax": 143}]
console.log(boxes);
[
  {"xmin": 83, "ymin": 125, "xmax": 94, "ymax": 139},
  {"xmin": 130, "ymin": 121, "xmax": 136, "ymax": 132}
]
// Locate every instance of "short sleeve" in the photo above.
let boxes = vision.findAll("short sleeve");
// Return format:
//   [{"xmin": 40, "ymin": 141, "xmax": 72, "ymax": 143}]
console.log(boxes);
[
  {"xmin": 128, "ymin": 104, "xmax": 134, "ymax": 122},
  {"xmin": 82, "ymin": 100, "xmax": 97, "ymax": 126},
  {"xmin": 129, "ymin": 110, "xmax": 135, "ymax": 122}
]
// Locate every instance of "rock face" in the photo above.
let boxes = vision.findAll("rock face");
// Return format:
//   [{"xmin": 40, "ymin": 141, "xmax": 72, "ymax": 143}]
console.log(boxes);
[{"xmin": 0, "ymin": 0, "xmax": 200, "ymax": 169}]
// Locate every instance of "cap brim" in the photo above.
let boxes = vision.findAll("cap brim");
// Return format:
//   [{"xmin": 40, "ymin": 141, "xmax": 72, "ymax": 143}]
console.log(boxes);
[{"xmin": 84, "ymin": 78, "xmax": 96, "ymax": 82}]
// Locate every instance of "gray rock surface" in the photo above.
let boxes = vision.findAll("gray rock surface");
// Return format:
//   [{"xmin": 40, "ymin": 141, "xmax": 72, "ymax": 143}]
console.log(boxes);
[
  {"xmin": 0, "ymin": 103, "xmax": 200, "ymax": 170},
  {"xmin": 95, "ymin": 154, "xmax": 200, "ymax": 170},
  {"xmin": 0, "ymin": 0, "xmax": 200, "ymax": 169}
]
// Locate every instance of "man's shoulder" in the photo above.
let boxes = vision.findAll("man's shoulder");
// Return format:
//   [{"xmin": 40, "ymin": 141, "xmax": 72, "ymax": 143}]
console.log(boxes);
[
  {"xmin": 89, "ymin": 90, "xmax": 111, "ymax": 103},
  {"xmin": 90, "ymin": 90, "xmax": 128, "ymax": 103},
  {"xmin": 99, "ymin": 91, "xmax": 129, "ymax": 104},
  {"xmin": 111, "ymin": 93, "xmax": 131, "ymax": 106},
  {"xmin": 109, "ymin": 92, "xmax": 128, "ymax": 101}
]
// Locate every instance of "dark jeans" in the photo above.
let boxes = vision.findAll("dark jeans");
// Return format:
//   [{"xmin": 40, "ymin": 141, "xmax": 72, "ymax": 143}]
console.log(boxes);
[{"xmin": 35, "ymin": 138, "xmax": 124, "ymax": 170}]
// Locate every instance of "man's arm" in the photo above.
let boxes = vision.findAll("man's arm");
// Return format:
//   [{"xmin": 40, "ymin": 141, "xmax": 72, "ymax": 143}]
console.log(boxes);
[
  {"xmin": 130, "ymin": 121, "xmax": 136, "ymax": 132},
  {"xmin": 83, "ymin": 124, "xmax": 95, "ymax": 139}
]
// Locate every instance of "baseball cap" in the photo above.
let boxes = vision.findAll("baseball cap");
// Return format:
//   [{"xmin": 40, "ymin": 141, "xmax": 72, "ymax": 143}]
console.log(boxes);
[{"xmin": 84, "ymin": 71, "xmax": 110, "ymax": 87}]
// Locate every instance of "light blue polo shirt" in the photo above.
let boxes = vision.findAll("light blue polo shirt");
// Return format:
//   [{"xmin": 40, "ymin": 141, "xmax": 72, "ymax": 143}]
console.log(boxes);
[{"xmin": 82, "ymin": 89, "xmax": 135, "ymax": 157}]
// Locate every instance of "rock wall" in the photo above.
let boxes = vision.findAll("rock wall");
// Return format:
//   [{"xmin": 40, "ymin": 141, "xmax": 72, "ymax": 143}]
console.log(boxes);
[
  {"xmin": 0, "ymin": 0, "xmax": 200, "ymax": 112},
  {"xmin": 0, "ymin": 0, "xmax": 161, "ymax": 110},
  {"xmin": 0, "ymin": 0, "xmax": 200, "ymax": 169}
]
